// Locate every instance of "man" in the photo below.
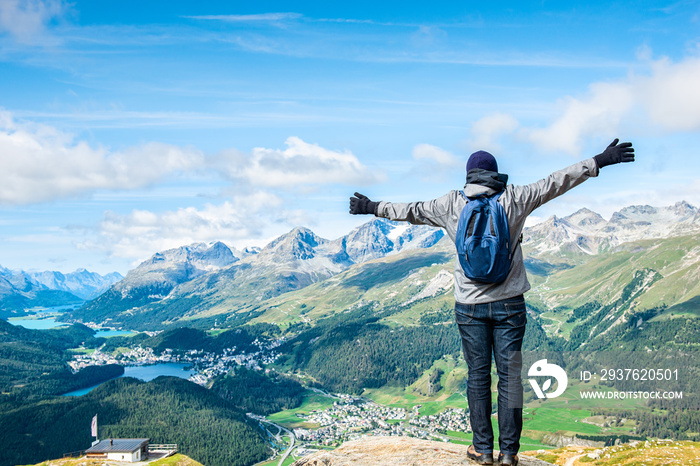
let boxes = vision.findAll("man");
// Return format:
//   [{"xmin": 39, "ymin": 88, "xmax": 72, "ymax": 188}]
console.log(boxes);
[{"xmin": 349, "ymin": 139, "xmax": 634, "ymax": 465}]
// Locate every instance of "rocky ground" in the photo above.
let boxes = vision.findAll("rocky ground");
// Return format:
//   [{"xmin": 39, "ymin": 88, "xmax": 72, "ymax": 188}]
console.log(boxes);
[{"xmin": 291, "ymin": 436, "xmax": 554, "ymax": 465}]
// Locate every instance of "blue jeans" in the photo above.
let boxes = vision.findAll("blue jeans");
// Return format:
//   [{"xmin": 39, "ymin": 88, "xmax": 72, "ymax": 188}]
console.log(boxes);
[{"xmin": 455, "ymin": 295, "xmax": 526, "ymax": 455}]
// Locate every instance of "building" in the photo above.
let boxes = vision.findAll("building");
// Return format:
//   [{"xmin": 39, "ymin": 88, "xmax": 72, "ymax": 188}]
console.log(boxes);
[{"xmin": 85, "ymin": 438, "xmax": 150, "ymax": 462}]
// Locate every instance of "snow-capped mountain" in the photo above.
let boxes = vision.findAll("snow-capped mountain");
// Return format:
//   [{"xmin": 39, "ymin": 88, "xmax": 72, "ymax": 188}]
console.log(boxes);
[
  {"xmin": 524, "ymin": 201, "xmax": 700, "ymax": 257},
  {"xmin": 113, "ymin": 241, "xmax": 240, "ymax": 296},
  {"xmin": 72, "ymin": 220, "xmax": 446, "ymax": 327},
  {"xmin": 0, "ymin": 266, "xmax": 122, "ymax": 300},
  {"xmin": 342, "ymin": 218, "xmax": 445, "ymax": 263},
  {"xmin": 0, "ymin": 266, "xmax": 123, "ymax": 315},
  {"xmin": 254, "ymin": 227, "xmax": 352, "ymax": 274},
  {"xmin": 74, "ymin": 242, "xmax": 244, "ymax": 324},
  {"xmin": 98, "ymin": 220, "xmax": 445, "ymax": 301},
  {"xmin": 29, "ymin": 269, "xmax": 123, "ymax": 300}
]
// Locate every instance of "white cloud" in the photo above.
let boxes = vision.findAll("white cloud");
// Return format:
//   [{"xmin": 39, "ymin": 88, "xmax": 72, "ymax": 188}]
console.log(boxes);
[
  {"xmin": 525, "ymin": 80, "xmax": 635, "ymax": 155},
  {"xmin": 636, "ymin": 55, "xmax": 700, "ymax": 131},
  {"xmin": 0, "ymin": 112, "xmax": 381, "ymax": 205},
  {"xmin": 219, "ymin": 136, "xmax": 383, "ymax": 188},
  {"xmin": 412, "ymin": 143, "xmax": 459, "ymax": 166},
  {"xmin": 524, "ymin": 215, "xmax": 545, "ymax": 227},
  {"xmin": 478, "ymin": 52, "xmax": 700, "ymax": 156},
  {"xmin": 0, "ymin": 0, "xmax": 66, "ymax": 44},
  {"xmin": 0, "ymin": 110, "xmax": 204, "ymax": 205},
  {"xmin": 408, "ymin": 143, "xmax": 463, "ymax": 183},
  {"xmin": 83, "ymin": 193, "xmax": 281, "ymax": 263},
  {"xmin": 469, "ymin": 112, "xmax": 520, "ymax": 152}
]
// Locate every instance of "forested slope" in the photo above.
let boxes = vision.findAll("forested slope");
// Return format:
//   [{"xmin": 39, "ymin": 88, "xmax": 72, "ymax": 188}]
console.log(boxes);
[{"xmin": 0, "ymin": 376, "xmax": 270, "ymax": 466}]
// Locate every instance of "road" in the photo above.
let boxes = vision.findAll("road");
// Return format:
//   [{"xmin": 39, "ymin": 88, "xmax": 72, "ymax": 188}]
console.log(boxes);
[
  {"xmin": 272, "ymin": 421, "xmax": 295, "ymax": 466},
  {"xmin": 309, "ymin": 387, "xmax": 341, "ymax": 399},
  {"xmin": 248, "ymin": 414, "xmax": 296, "ymax": 466}
]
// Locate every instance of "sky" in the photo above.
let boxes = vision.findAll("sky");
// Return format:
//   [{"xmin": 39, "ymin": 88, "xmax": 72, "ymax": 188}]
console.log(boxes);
[{"xmin": 1, "ymin": 0, "xmax": 700, "ymax": 275}]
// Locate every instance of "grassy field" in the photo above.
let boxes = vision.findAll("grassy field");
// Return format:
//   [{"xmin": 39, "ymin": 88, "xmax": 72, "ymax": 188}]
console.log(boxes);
[
  {"xmin": 532, "ymin": 440, "xmax": 700, "ymax": 465},
  {"xmin": 266, "ymin": 391, "xmax": 337, "ymax": 429},
  {"xmin": 362, "ymin": 384, "xmax": 469, "ymax": 414},
  {"xmin": 149, "ymin": 454, "xmax": 206, "ymax": 466},
  {"xmin": 256, "ymin": 456, "xmax": 296, "ymax": 466},
  {"xmin": 361, "ymin": 354, "xmax": 469, "ymax": 413},
  {"xmin": 67, "ymin": 347, "xmax": 95, "ymax": 355}
]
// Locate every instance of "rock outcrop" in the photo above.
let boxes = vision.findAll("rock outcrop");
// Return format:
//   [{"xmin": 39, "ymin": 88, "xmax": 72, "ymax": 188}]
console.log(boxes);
[{"xmin": 291, "ymin": 436, "xmax": 554, "ymax": 465}]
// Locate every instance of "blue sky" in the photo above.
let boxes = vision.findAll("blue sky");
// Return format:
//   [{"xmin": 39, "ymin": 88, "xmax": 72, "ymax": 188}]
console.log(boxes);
[{"xmin": 1, "ymin": 0, "xmax": 699, "ymax": 275}]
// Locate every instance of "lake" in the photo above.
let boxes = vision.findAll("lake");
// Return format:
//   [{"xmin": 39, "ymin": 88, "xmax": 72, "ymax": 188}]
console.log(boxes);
[
  {"xmin": 9, "ymin": 317, "xmax": 133, "ymax": 337},
  {"xmin": 62, "ymin": 362, "xmax": 195, "ymax": 396},
  {"xmin": 94, "ymin": 328, "xmax": 135, "ymax": 338},
  {"xmin": 8, "ymin": 317, "xmax": 67, "ymax": 330}
]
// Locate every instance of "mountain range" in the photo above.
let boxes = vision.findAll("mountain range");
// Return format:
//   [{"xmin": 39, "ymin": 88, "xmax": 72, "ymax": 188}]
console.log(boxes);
[
  {"xmin": 0, "ymin": 266, "xmax": 123, "ymax": 317},
  {"xmin": 523, "ymin": 201, "xmax": 699, "ymax": 259},
  {"xmin": 71, "ymin": 219, "xmax": 445, "ymax": 328},
  {"xmin": 67, "ymin": 201, "xmax": 699, "ymax": 332}
]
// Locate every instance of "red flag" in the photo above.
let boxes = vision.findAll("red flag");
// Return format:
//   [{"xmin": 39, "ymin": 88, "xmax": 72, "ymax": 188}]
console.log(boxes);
[{"xmin": 91, "ymin": 415, "xmax": 97, "ymax": 437}]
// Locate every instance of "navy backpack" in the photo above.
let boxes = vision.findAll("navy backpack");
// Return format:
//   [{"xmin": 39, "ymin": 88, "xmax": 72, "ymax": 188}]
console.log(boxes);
[{"xmin": 455, "ymin": 191, "xmax": 513, "ymax": 283}]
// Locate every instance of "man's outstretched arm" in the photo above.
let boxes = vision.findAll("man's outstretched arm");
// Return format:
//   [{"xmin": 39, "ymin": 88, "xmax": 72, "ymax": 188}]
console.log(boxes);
[
  {"xmin": 349, "ymin": 191, "xmax": 455, "ymax": 229},
  {"xmin": 514, "ymin": 138, "xmax": 635, "ymax": 215}
]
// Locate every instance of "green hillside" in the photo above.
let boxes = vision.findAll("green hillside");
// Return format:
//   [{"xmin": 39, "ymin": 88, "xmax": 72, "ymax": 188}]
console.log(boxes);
[
  {"xmin": 248, "ymin": 240, "xmax": 454, "ymax": 329},
  {"xmin": 0, "ymin": 319, "xmax": 123, "ymax": 405},
  {"xmin": 527, "ymin": 234, "xmax": 700, "ymax": 314},
  {"xmin": 0, "ymin": 377, "xmax": 270, "ymax": 466}
]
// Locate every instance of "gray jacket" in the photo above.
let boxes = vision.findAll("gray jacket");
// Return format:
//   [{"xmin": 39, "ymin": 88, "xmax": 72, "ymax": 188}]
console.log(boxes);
[{"xmin": 376, "ymin": 158, "xmax": 600, "ymax": 304}]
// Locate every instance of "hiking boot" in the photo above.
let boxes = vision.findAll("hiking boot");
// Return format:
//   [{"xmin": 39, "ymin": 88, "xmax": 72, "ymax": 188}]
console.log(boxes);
[
  {"xmin": 498, "ymin": 452, "xmax": 519, "ymax": 466},
  {"xmin": 466, "ymin": 445, "xmax": 494, "ymax": 465}
]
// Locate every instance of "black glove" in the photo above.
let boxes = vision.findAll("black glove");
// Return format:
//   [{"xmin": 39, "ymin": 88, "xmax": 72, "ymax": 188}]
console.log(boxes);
[
  {"xmin": 349, "ymin": 192, "xmax": 379, "ymax": 215},
  {"xmin": 594, "ymin": 138, "xmax": 635, "ymax": 168}
]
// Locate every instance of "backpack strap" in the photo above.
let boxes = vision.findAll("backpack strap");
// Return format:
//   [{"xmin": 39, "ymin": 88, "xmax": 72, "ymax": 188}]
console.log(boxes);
[
  {"xmin": 460, "ymin": 190, "xmax": 503, "ymax": 201},
  {"xmin": 493, "ymin": 191, "xmax": 522, "ymax": 259},
  {"xmin": 489, "ymin": 191, "xmax": 521, "ymax": 259}
]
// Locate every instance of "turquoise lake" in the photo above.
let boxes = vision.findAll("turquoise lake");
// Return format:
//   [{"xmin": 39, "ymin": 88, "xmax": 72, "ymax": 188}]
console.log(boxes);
[
  {"xmin": 62, "ymin": 363, "xmax": 195, "ymax": 396},
  {"xmin": 94, "ymin": 329, "xmax": 134, "ymax": 338},
  {"xmin": 8, "ymin": 317, "xmax": 66, "ymax": 330},
  {"xmin": 8, "ymin": 317, "xmax": 133, "ymax": 337}
]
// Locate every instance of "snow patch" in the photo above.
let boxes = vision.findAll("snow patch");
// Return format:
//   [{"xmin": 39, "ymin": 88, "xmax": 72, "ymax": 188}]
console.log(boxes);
[
  {"xmin": 403, "ymin": 270, "xmax": 453, "ymax": 305},
  {"xmin": 386, "ymin": 223, "xmax": 410, "ymax": 243}
]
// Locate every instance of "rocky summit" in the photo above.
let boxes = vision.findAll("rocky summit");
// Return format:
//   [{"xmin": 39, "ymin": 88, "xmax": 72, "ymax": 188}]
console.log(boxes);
[
  {"xmin": 523, "ymin": 201, "xmax": 700, "ymax": 257},
  {"xmin": 291, "ymin": 436, "xmax": 554, "ymax": 466}
]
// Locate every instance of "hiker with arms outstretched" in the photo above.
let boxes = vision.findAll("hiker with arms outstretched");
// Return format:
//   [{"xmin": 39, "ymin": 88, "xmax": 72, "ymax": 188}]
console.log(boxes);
[{"xmin": 349, "ymin": 139, "xmax": 634, "ymax": 466}]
